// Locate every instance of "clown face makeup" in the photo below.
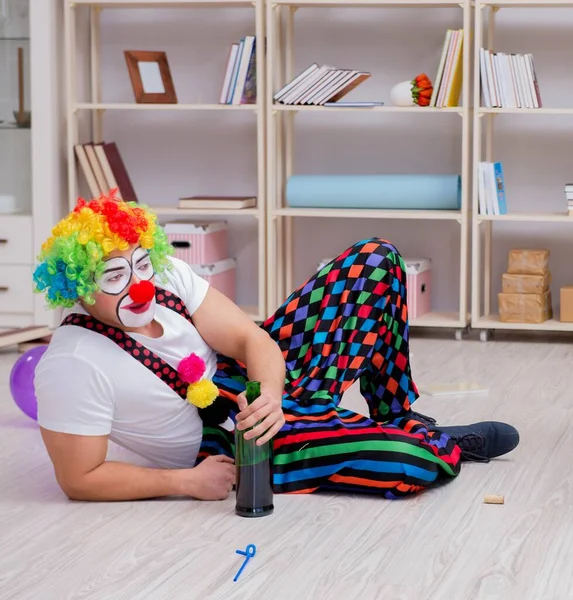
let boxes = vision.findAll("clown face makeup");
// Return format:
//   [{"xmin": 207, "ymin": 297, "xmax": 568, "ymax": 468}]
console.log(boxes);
[{"xmin": 95, "ymin": 247, "xmax": 157, "ymax": 328}]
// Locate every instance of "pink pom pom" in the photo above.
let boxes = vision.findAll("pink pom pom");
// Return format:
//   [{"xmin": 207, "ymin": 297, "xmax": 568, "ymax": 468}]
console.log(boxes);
[{"xmin": 178, "ymin": 353, "xmax": 205, "ymax": 384}]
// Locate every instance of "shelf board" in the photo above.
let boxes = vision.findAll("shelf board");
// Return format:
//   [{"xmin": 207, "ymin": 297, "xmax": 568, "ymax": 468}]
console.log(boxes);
[
  {"xmin": 0, "ymin": 37, "xmax": 30, "ymax": 41},
  {"xmin": 272, "ymin": 0, "xmax": 466, "ymax": 7},
  {"xmin": 273, "ymin": 104, "xmax": 462, "ymax": 113},
  {"xmin": 274, "ymin": 207, "xmax": 463, "ymax": 220},
  {"xmin": 480, "ymin": 107, "xmax": 573, "ymax": 115},
  {"xmin": 70, "ymin": 0, "xmax": 255, "ymax": 7},
  {"xmin": 410, "ymin": 311, "xmax": 467, "ymax": 328},
  {"xmin": 74, "ymin": 102, "xmax": 258, "ymax": 111},
  {"xmin": 150, "ymin": 206, "xmax": 260, "ymax": 217},
  {"xmin": 478, "ymin": 212, "xmax": 573, "ymax": 223},
  {"xmin": 475, "ymin": 315, "xmax": 573, "ymax": 332},
  {"xmin": 480, "ymin": 0, "xmax": 573, "ymax": 7}
]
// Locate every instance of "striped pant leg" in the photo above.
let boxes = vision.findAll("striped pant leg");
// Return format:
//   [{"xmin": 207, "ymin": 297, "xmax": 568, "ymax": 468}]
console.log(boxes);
[
  {"xmin": 273, "ymin": 402, "xmax": 461, "ymax": 497},
  {"xmin": 262, "ymin": 237, "xmax": 461, "ymax": 495},
  {"xmin": 200, "ymin": 238, "xmax": 461, "ymax": 494}
]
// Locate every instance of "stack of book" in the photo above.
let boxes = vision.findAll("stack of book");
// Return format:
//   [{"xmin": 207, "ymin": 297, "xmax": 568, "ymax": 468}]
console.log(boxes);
[
  {"xmin": 477, "ymin": 161, "xmax": 507, "ymax": 216},
  {"xmin": 565, "ymin": 184, "xmax": 573, "ymax": 216},
  {"xmin": 219, "ymin": 36, "xmax": 257, "ymax": 105},
  {"xmin": 480, "ymin": 49, "xmax": 542, "ymax": 109},
  {"xmin": 429, "ymin": 29, "xmax": 464, "ymax": 107},
  {"xmin": 273, "ymin": 64, "xmax": 371, "ymax": 106},
  {"xmin": 75, "ymin": 142, "xmax": 138, "ymax": 202}
]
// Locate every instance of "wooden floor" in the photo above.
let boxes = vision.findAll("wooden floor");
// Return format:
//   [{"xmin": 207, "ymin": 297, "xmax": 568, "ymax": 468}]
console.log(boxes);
[{"xmin": 1, "ymin": 333, "xmax": 572, "ymax": 600}]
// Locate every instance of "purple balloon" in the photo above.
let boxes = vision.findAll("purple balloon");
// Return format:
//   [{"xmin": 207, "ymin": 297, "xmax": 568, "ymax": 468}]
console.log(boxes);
[{"xmin": 9, "ymin": 345, "xmax": 48, "ymax": 421}]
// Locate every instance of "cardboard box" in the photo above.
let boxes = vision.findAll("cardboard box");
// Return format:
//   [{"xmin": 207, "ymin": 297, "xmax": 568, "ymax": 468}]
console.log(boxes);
[
  {"xmin": 498, "ymin": 290, "xmax": 552, "ymax": 324},
  {"xmin": 502, "ymin": 272, "xmax": 551, "ymax": 295},
  {"xmin": 560, "ymin": 286, "xmax": 573, "ymax": 322},
  {"xmin": 507, "ymin": 249, "xmax": 550, "ymax": 275}
]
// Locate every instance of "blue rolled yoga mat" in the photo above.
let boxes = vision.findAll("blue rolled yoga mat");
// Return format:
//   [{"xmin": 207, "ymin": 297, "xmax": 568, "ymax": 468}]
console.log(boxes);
[{"xmin": 286, "ymin": 174, "xmax": 461, "ymax": 210}]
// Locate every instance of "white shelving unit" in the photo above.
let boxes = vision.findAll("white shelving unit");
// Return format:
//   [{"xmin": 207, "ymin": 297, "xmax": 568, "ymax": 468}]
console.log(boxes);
[
  {"xmin": 0, "ymin": 1, "xmax": 65, "ymax": 335},
  {"xmin": 63, "ymin": 0, "xmax": 267, "ymax": 322},
  {"xmin": 471, "ymin": 0, "xmax": 573, "ymax": 341},
  {"xmin": 265, "ymin": 0, "xmax": 472, "ymax": 338}
]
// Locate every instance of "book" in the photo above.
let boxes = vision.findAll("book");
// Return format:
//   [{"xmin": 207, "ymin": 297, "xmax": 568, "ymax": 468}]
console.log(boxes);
[
  {"xmin": 480, "ymin": 49, "xmax": 542, "ymax": 108},
  {"xmin": 75, "ymin": 142, "xmax": 137, "ymax": 202},
  {"xmin": 430, "ymin": 29, "xmax": 464, "ymax": 107},
  {"xmin": 477, "ymin": 161, "xmax": 507, "ymax": 216},
  {"xmin": 274, "ymin": 64, "xmax": 371, "ymax": 106},
  {"xmin": 232, "ymin": 36, "xmax": 255, "ymax": 105},
  {"xmin": 74, "ymin": 144, "xmax": 101, "ymax": 199},
  {"xmin": 274, "ymin": 64, "xmax": 318, "ymax": 102},
  {"xmin": 84, "ymin": 143, "xmax": 108, "ymax": 194},
  {"xmin": 0, "ymin": 326, "xmax": 52, "ymax": 350},
  {"xmin": 101, "ymin": 142, "xmax": 138, "ymax": 202},
  {"xmin": 219, "ymin": 36, "xmax": 258, "ymax": 105},
  {"xmin": 93, "ymin": 143, "xmax": 122, "ymax": 199},
  {"xmin": 178, "ymin": 196, "xmax": 256, "ymax": 210},
  {"xmin": 241, "ymin": 39, "xmax": 257, "ymax": 104}
]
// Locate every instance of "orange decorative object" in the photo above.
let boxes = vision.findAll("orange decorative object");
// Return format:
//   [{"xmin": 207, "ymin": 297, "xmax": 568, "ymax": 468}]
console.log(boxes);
[{"xmin": 411, "ymin": 73, "xmax": 433, "ymax": 107}]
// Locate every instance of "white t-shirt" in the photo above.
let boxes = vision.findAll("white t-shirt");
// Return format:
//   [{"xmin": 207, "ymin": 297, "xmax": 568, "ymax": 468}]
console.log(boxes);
[{"xmin": 35, "ymin": 257, "xmax": 217, "ymax": 469}]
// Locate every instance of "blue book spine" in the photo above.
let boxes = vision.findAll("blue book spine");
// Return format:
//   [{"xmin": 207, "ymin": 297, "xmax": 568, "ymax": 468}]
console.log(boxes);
[
  {"xmin": 494, "ymin": 162, "xmax": 507, "ymax": 214},
  {"xmin": 241, "ymin": 39, "xmax": 257, "ymax": 104},
  {"xmin": 227, "ymin": 38, "xmax": 245, "ymax": 104}
]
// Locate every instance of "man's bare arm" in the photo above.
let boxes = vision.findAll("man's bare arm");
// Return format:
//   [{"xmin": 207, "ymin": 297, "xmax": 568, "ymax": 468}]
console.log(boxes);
[
  {"xmin": 192, "ymin": 286, "xmax": 286, "ymax": 401},
  {"xmin": 41, "ymin": 427, "xmax": 234, "ymax": 502}
]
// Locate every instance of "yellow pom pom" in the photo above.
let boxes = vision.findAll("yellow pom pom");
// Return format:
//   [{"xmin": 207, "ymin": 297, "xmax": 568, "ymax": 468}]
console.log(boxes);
[{"xmin": 186, "ymin": 379, "xmax": 219, "ymax": 409}]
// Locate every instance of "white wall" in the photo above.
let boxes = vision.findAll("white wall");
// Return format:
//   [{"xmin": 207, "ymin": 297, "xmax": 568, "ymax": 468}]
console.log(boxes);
[{"xmin": 93, "ymin": 6, "xmax": 573, "ymax": 315}]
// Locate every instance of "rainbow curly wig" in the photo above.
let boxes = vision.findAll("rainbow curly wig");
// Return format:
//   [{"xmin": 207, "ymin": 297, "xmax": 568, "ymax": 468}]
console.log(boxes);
[{"xmin": 33, "ymin": 191, "xmax": 173, "ymax": 308}]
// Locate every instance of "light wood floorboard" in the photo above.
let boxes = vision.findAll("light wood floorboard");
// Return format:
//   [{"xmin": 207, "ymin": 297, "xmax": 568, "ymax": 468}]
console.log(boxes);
[{"xmin": 1, "ymin": 335, "xmax": 572, "ymax": 600}]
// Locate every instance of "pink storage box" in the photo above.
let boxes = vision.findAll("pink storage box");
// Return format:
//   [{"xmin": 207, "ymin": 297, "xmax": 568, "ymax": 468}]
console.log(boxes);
[
  {"xmin": 192, "ymin": 258, "xmax": 236, "ymax": 302},
  {"xmin": 164, "ymin": 221, "xmax": 228, "ymax": 264},
  {"xmin": 404, "ymin": 258, "xmax": 432, "ymax": 319}
]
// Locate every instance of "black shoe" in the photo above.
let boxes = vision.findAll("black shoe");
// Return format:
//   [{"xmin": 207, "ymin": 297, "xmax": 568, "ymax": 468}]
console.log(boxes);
[
  {"xmin": 406, "ymin": 410, "xmax": 438, "ymax": 429},
  {"xmin": 437, "ymin": 421, "xmax": 520, "ymax": 463}
]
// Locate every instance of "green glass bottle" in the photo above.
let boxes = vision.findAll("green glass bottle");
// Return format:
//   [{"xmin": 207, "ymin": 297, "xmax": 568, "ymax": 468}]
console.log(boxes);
[{"xmin": 235, "ymin": 381, "xmax": 274, "ymax": 517}]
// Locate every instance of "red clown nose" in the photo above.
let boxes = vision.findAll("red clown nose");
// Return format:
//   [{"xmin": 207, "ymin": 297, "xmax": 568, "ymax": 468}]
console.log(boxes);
[{"xmin": 129, "ymin": 280, "xmax": 155, "ymax": 304}]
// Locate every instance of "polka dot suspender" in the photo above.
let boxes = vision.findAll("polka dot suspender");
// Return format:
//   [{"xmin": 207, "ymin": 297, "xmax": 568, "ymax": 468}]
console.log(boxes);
[{"xmin": 60, "ymin": 289, "xmax": 193, "ymax": 402}]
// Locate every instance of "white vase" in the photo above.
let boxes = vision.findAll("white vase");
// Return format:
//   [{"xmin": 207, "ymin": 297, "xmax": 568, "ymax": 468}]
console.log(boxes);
[{"xmin": 390, "ymin": 81, "xmax": 415, "ymax": 107}]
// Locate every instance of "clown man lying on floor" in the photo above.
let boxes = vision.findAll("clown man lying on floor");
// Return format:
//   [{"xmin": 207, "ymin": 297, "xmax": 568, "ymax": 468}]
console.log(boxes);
[{"xmin": 33, "ymin": 193, "xmax": 519, "ymax": 502}]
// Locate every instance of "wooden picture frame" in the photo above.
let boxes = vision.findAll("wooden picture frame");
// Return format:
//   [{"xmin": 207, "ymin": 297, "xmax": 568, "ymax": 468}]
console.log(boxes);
[{"xmin": 124, "ymin": 50, "xmax": 178, "ymax": 104}]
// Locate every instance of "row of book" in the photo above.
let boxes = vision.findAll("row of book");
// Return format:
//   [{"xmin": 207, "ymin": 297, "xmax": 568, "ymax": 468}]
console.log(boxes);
[
  {"xmin": 429, "ymin": 29, "xmax": 464, "ymax": 108},
  {"xmin": 477, "ymin": 161, "xmax": 507, "ymax": 216},
  {"xmin": 219, "ymin": 35, "xmax": 257, "ymax": 105},
  {"xmin": 75, "ymin": 142, "xmax": 138, "ymax": 202},
  {"xmin": 479, "ymin": 49, "xmax": 542, "ymax": 109},
  {"xmin": 273, "ymin": 64, "xmax": 370, "ymax": 106}
]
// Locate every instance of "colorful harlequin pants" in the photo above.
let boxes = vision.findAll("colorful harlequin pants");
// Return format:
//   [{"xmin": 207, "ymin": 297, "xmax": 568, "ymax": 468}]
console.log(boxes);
[{"xmin": 199, "ymin": 238, "xmax": 462, "ymax": 498}]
